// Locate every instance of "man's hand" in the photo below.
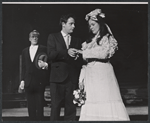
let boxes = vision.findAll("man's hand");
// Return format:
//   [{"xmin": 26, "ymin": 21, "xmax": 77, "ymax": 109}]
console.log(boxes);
[
  {"xmin": 19, "ymin": 80, "xmax": 24, "ymax": 90},
  {"xmin": 38, "ymin": 60, "xmax": 48, "ymax": 69},
  {"xmin": 68, "ymin": 48, "xmax": 78, "ymax": 57},
  {"xmin": 18, "ymin": 80, "xmax": 25, "ymax": 93}
]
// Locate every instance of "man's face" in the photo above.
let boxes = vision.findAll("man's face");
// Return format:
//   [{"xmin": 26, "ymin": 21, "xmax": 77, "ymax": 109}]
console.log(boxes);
[
  {"xmin": 29, "ymin": 34, "xmax": 38, "ymax": 45},
  {"xmin": 63, "ymin": 17, "xmax": 75, "ymax": 34}
]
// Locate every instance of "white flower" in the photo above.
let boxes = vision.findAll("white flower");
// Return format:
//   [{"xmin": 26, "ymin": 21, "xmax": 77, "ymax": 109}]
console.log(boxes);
[
  {"xmin": 73, "ymin": 89, "xmax": 86, "ymax": 106},
  {"xmin": 99, "ymin": 13, "xmax": 105, "ymax": 18},
  {"xmin": 80, "ymin": 100, "xmax": 85, "ymax": 104},
  {"xmin": 73, "ymin": 100, "xmax": 77, "ymax": 104},
  {"xmin": 75, "ymin": 94, "xmax": 79, "ymax": 99},
  {"xmin": 73, "ymin": 90, "xmax": 77, "ymax": 95},
  {"xmin": 77, "ymin": 89, "xmax": 81, "ymax": 93}
]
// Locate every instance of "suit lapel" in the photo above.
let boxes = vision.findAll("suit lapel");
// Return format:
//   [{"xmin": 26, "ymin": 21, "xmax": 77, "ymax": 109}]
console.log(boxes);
[
  {"xmin": 27, "ymin": 47, "xmax": 32, "ymax": 62},
  {"xmin": 57, "ymin": 32, "xmax": 67, "ymax": 49},
  {"xmin": 69, "ymin": 36, "xmax": 76, "ymax": 48},
  {"xmin": 55, "ymin": 32, "xmax": 77, "ymax": 49}
]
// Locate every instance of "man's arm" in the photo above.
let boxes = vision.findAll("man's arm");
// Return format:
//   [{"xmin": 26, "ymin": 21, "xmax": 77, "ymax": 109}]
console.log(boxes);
[
  {"xmin": 19, "ymin": 50, "xmax": 25, "ymax": 91},
  {"xmin": 47, "ymin": 34, "xmax": 69, "ymax": 62},
  {"xmin": 38, "ymin": 60, "xmax": 48, "ymax": 69}
]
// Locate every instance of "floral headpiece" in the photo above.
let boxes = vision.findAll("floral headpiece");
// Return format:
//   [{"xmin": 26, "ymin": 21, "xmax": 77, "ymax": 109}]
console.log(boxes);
[{"xmin": 85, "ymin": 9, "xmax": 105, "ymax": 21}]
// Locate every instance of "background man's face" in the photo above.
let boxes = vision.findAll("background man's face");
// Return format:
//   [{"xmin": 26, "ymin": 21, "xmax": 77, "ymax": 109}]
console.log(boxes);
[{"xmin": 29, "ymin": 34, "xmax": 38, "ymax": 45}]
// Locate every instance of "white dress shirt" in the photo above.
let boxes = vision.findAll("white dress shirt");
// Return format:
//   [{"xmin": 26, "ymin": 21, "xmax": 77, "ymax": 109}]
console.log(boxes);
[{"xmin": 29, "ymin": 45, "xmax": 38, "ymax": 62}]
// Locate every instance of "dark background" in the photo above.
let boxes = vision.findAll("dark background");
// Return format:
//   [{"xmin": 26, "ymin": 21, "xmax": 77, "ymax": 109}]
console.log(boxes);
[{"xmin": 2, "ymin": 4, "xmax": 148, "ymax": 93}]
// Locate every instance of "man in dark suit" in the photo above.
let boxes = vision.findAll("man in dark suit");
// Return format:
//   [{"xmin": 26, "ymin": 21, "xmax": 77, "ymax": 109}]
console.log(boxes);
[
  {"xmin": 19, "ymin": 30, "xmax": 49, "ymax": 121},
  {"xmin": 47, "ymin": 14, "xmax": 83, "ymax": 121}
]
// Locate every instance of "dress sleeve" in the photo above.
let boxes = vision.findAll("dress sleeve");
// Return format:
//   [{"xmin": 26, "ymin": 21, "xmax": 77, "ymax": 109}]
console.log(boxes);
[
  {"xmin": 81, "ymin": 41, "xmax": 87, "ymax": 50},
  {"xmin": 107, "ymin": 35, "xmax": 118, "ymax": 58},
  {"xmin": 82, "ymin": 35, "xmax": 118, "ymax": 59}
]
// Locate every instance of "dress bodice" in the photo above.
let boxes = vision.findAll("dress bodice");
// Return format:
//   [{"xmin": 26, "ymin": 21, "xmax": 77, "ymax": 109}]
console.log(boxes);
[{"xmin": 82, "ymin": 34, "xmax": 118, "ymax": 60}]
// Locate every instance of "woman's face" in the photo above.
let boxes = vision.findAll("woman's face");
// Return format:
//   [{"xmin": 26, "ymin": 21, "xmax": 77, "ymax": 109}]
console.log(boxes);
[{"xmin": 88, "ymin": 19, "xmax": 100, "ymax": 35}]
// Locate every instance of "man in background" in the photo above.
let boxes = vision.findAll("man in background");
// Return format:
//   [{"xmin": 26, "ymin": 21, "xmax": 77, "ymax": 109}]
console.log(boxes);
[{"xmin": 19, "ymin": 30, "xmax": 49, "ymax": 121}]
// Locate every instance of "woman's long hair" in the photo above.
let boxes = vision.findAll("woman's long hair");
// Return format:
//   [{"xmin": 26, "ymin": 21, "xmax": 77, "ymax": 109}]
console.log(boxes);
[{"xmin": 87, "ymin": 16, "xmax": 111, "ymax": 44}]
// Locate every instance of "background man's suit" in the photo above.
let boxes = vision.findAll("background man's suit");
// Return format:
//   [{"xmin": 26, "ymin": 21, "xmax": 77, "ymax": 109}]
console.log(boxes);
[
  {"xmin": 21, "ymin": 45, "xmax": 49, "ymax": 120},
  {"xmin": 47, "ymin": 32, "xmax": 83, "ymax": 121}
]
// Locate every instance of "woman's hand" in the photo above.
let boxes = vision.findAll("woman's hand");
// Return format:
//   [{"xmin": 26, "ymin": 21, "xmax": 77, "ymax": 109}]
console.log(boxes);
[
  {"xmin": 81, "ymin": 42, "xmax": 87, "ymax": 50},
  {"xmin": 79, "ymin": 80, "xmax": 84, "ymax": 90},
  {"xmin": 77, "ymin": 50, "xmax": 83, "ymax": 54},
  {"xmin": 68, "ymin": 48, "xmax": 77, "ymax": 57}
]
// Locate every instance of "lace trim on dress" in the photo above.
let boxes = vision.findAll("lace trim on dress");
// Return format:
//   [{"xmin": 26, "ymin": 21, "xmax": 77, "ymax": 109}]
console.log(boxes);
[{"xmin": 82, "ymin": 34, "xmax": 118, "ymax": 59}]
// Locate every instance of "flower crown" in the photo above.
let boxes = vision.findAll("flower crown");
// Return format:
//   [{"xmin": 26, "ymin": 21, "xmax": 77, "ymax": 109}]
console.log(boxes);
[{"xmin": 85, "ymin": 9, "xmax": 105, "ymax": 21}]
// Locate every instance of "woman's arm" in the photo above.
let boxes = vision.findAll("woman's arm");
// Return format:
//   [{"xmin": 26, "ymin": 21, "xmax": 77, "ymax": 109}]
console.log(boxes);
[{"xmin": 80, "ymin": 35, "xmax": 118, "ymax": 59}]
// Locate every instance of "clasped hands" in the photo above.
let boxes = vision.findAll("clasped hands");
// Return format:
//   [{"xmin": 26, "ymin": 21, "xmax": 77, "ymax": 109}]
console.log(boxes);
[
  {"xmin": 68, "ymin": 48, "xmax": 83, "ymax": 58},
  {"xmin": 38, "ymin": 60, "xmax": 48, "ymax": 69}
]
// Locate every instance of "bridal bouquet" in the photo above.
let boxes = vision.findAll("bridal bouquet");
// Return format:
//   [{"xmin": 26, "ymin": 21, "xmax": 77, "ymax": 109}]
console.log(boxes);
[{"xmin": 73, "ymin": 89, "xmax": 86, "ymax": 106}]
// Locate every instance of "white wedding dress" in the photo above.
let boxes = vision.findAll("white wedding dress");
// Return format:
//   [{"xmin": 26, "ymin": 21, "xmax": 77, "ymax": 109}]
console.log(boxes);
[{"xmin": 79, "ymin": 34, "xmax": 130, "ymax": 121}]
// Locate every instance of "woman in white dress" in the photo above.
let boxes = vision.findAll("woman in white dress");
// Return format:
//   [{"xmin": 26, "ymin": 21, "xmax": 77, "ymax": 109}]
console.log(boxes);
[{"xmin": 77, "ymin": 9, "xmax": 130, "ymax": 121}]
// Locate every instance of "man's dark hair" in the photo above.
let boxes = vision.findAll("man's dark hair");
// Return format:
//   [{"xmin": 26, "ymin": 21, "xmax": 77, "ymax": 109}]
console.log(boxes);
[{"xmin": 59, "ymin": 14, "xmax": 76, "ymax": 26}]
